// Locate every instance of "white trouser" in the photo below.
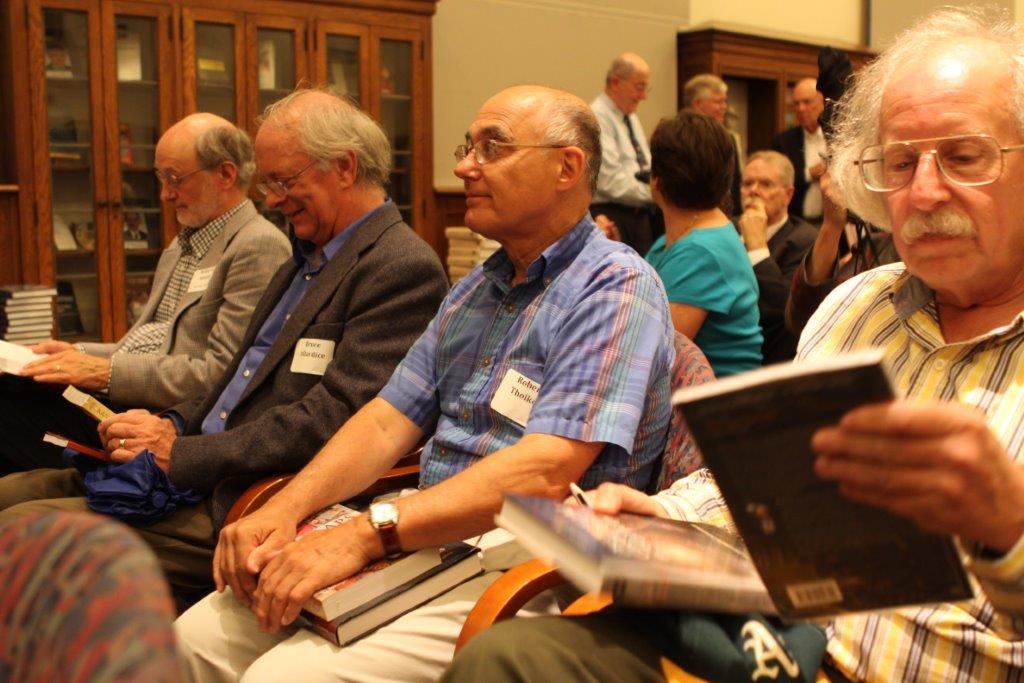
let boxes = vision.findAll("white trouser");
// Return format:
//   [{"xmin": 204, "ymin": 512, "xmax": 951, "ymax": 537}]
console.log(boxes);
[{"xmin": 174, "ymin": 529, "xmax": 560, "ymax": 683}]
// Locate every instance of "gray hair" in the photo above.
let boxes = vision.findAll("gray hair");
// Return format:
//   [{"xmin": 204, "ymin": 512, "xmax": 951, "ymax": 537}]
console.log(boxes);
[
  {"xmin": 829, "ymin": 6, "xmax": 1024, "ymax": 229},
  {"xmin": 605, "ymin": 56, "xmax": 638, "ymax": 85},
  {"xmin": 194, "ymin": 125, "xmax": 256, "ymax": 189},
  {"xmin": 683, "ymin": 74, "xmax": 726, "ymax": 107},
  {"xmin": 258, "ymin": 88, "xmax": 392, "ymax": 189},
  {"xmin": 747, "ymin": 150, "xmax": 795, "ymax": 187},
  {"xmin": 542, "ymin": 97, "xmax": 602, "ymax": 194}
]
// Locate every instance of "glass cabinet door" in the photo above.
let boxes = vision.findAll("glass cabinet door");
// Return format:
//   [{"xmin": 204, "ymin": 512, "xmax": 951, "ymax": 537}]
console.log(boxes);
[
  {"xmin": 182, "ymin": 8, "xmax": 245, "ymax": 127},
  {"xmin": 103, "ymin": 2, "xmax": 174, "ymax": 337},
  {"xmin": 371, "ymin": 30, "xmax": 422, "ymax": 229},
  {"xmin": 34, "ymin": 3, "xmax": 109, "ymax": 341},
  {"xmin": 315, "ymin": 22, "xmax": 368, "ymax": 107},
  {"xmin": 247, "ymin": 16, "xmax": 309, "ymax": 231}
]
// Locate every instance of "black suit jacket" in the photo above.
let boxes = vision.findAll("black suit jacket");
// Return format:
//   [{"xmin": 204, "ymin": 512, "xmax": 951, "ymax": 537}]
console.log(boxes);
[
  {"xmin": 752, "ymin": 215, "xmax": 818, "ymax": 364},
  {"xmin": 771, "ymin": 127, "xmax": 811, "ymax": 221},
  {"xmin": 167, "ymin": 203, "xmax": 448, "ymax": 529}
]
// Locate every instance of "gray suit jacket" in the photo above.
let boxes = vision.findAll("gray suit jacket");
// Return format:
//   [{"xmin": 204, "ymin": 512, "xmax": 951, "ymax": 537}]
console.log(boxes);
[
  {"xmin": 81, "ymin": 201, "xmax": 290, "ymax": 410},
  {"xmin": 166, "ymin": 203, "xmax": 448, "ymax": 530}
]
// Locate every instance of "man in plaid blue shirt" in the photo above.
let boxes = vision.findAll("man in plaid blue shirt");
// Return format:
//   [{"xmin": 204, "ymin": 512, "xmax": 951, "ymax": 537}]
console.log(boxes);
[{"xmin": 177, "ymin": 84, "xmax": 675, "ymax": 681}]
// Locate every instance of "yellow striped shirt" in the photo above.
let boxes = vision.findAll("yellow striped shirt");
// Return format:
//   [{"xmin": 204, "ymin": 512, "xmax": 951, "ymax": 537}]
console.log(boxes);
[{"xmin": 654, "ymin": 263, "xmax": 1024, "ymax": 682}]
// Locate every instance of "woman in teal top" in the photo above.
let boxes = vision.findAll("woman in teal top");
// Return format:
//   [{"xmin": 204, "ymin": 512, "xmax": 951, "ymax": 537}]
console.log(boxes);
[{"xmin": 645, "ymin": 110, "xmax": 762, "ymax": 376}]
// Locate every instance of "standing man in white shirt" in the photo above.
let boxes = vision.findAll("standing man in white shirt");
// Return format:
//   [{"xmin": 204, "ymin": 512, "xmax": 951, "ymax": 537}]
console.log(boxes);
[
  {"xmin": 772, "ymin": 78, "xmax": 827, "ymax": 224},
  {"xmin": 590, "ymin": 52, "xmax": 657, "ymax": 255}
]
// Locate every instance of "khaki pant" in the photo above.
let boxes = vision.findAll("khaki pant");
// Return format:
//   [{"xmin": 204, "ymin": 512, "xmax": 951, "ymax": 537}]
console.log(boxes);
[
  {"xmin": 174, "ymin": 529, "xmax": 563, "ymax": 683},
  {"xmin": 0, "ymin": 468, "xmax": 217, "ymax": 598}
]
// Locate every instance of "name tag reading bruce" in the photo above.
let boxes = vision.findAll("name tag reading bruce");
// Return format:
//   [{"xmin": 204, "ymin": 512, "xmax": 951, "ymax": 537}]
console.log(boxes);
[
  {"xmin": 291, "ymin": 338, "xmax": 336, "ymax": 375},
  {"xmin": 490, "ymin": 368, "xmax": 540, "ymax": 427},
  {"xmin": 187, "ymin": 266, "xmax": 215, "ymax": 293}
]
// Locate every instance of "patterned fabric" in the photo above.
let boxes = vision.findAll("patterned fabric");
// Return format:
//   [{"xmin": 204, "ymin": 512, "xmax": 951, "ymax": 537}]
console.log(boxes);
[
  {"xmin": 120, "ymin": 201, "xmax": 245, "ymax": 355},
  {"xmin": 0, "ymin": 511, "xmax": 180, "ymax": 682},
  {"xmin": 653, "ymin": 263, "xmax": 1024, "ymax": 682},
  {"xmin": 656, "ymin": 332, "xmax": 715, "ymax": 492},
  {"xmin": 380, "ymin": 216, "xmax": 674, "ymax": 491}
]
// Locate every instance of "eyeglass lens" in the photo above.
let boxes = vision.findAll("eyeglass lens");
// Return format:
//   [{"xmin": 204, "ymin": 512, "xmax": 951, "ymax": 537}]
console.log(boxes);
[{"xmin": 861, "ymin": 135, "xmax": 1002, "ymax": 190}]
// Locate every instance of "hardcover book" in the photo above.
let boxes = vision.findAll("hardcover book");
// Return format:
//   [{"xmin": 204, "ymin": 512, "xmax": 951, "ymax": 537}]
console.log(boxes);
[
  {"xmin": 301, "ymin": 542, "xmax": 483, "ymax": 646},
  {"xmin": 672, "ymin": 348, "xmax": 974, "ymax": 618},
  {"xmin": 500, "ymin": 349, "xmax": 975, "ymax": 621}
]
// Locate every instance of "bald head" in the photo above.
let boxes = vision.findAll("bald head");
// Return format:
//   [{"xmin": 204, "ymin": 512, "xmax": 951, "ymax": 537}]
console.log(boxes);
[
  {"xmin": 486, "ymin": 85, "xmax": 601, "ymax": 193},
  {"xmin": 257, "ymin": 88, "xmax": 391, "ymax": 189},
  {"xmin": 604, "ymin": 52, "xmax": 651, "ymax": 115},
  {"xmin": 792, "ymin": 78, "xmax": 824, "ymax": 133}
]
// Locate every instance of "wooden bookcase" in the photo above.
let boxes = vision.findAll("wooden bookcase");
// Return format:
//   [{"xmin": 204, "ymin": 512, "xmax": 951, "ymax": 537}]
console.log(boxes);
[
  {"xmin": 0, "ymin": 0, "xmax": 438, "ymax": 342},
  {"xmin": 677, "ymin": 27, "xmax": 874, "ymax": 157}
]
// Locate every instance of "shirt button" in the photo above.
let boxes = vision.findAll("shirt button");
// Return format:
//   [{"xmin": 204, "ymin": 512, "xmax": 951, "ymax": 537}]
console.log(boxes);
[
  {"xmin": 934, "ymin": 358, "xmax": 948, "ymax": 371},
  {"xmin": 505, "ymin": 303, "xmax": 514, "ymax": 314},
  {"xmin": 304, "ymin": 273, "xmax": 312, "ymax": 281},
  {"xmin": 543, "ymin": 277, "xmax": 552, "ymax": 287},
  {"xmin": 242, "ymin": 369, "xmax": 251, "ymax": 378},
  {"xmin": 439, "ymin": 447, "xmax": 448, "ymax": 456},
  {"xmin": 462, "ymin": 409, "xmax": 470, "ymax": 421},
  {"xmin": 482, "ymin": 357, "xmax": 491, "ymax": 367},
  {"xmin": 218, "ymin": 410, "xmax": 227, "ymax": 420}
]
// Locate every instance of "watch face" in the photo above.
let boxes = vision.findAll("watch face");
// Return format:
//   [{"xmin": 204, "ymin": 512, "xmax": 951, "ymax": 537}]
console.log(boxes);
[{"xmin": 370, "ymin": 502, "xmax": 399, "ymax": 527}]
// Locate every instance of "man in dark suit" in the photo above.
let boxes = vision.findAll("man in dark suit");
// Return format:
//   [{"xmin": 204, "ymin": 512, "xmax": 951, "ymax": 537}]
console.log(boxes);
[
  {"xmin": 737, "ymin": 151, "xmax": 817, "ymax": 362},
  {"xmin": 771, "ymin": 78, "xmax": 826, "ymax": 223},
  {"xmin": 0, "ymin": 90, "xmax": 448, "ymax": 602}
]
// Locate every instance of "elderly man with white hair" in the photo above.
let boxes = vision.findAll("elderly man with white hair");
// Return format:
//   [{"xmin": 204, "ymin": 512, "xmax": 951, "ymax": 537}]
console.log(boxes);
[
  {"xmin": 445, "ymin": 7, "xmax": 1024, "ymax": 682},
  {"xmin": 0, "ymin": 89, "xmax": 447, "ymax": 605}
]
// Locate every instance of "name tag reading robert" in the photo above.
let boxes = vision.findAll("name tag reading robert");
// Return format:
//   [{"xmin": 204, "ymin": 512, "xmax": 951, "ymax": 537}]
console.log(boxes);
[
  {"xmin": 490, "ymin": 368, "xmax": 540, "ymax": 427},
  {"xmin": 187, "ymin": 266, "xmax": 215, "ymax": 293},
  {"xmin": 291, "ymin": 338, "xmax": 336, "ymax": 376}
]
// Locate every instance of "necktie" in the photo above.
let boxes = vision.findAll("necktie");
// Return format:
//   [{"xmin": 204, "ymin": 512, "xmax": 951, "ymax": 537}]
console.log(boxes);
[{"xmin": 623, "ymin": 115, "xmax": 647, "ymax": 169}]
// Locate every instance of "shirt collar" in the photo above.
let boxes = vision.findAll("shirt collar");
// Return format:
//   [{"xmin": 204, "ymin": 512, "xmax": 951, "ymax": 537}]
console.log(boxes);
[
  {"xmin": 482, "ymin": 214, "xmax": 597, "ymax": 291},
  {"xmin": 179, "ymin": 199, "xmax": 247, "ymax": 258},
  {"xmin": 598, "ymin": 92, "xmax": 628, "ymax": 119},
  {"xmin": 290, "ymin": 200, "xmax": 391, "ymax": 268},
  {"xmin": 892, "ymin": 271, "xmax": 1024, "ymax": 341}
]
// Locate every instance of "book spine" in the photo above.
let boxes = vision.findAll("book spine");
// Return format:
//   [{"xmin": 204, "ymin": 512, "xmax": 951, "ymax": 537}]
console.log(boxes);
[{"xmin": 301, "ymin": 613, "xmax": 341, "ymax": 646}]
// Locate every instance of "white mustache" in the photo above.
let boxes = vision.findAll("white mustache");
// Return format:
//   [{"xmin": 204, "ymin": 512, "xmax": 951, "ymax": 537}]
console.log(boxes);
[{"xmin": 901, "ymin": 208, "xmax": 977, "ymax": 244}]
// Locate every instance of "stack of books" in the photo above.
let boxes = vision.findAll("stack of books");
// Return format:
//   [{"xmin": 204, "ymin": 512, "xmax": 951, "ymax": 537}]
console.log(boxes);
[
  {"xmin": 444, "ymin": 227, "xmax": 501, "ymax": 283},
  {"xmin": 0, "ymin": 285, "xmax": 57, "ymax": 345},
  {"xmin": 296, "ymin": 502, "xmax": 484, "ymax": 646}
]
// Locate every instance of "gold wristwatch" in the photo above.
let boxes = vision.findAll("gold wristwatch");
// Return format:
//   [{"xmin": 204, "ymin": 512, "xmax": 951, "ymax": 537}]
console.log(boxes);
[{"xmin": 368, "ymin": 501, "xmax": 402, "ymax": 557}]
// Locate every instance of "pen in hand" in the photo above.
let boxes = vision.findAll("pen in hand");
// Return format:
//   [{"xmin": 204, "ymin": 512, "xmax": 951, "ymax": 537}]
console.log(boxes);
[{"xmin": 569, "ymin": 482, "xmax": 593, "ymax": 508}]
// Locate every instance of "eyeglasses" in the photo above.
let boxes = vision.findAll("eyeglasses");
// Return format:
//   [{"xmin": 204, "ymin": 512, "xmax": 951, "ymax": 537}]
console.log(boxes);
[
  {"xmin": 856, "ymin": 134, "xmax": 1024, "ymax": 192},
  {"xmin": 454, "ymin": 139, "xmax": 566, "ymax": 166},
  {"xmin": 741, "ymin": 178, "xmax": 782, "ymax": 192},
  {"xmin": 255, "ymin": 159, "xmax": 318, "ymax": 197},
  {"xmin": 155, "ymin": 165, "xmax": 212, "ymax": 188}
]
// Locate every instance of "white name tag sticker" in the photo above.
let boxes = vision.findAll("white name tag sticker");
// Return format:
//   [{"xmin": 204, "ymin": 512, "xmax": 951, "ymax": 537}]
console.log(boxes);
[
  {"xmin": 187, "ymin": 266, "xmax": 215, "ymax": 293},
  {"xmin": 490, "ymin": 368, "xmax": 541, "ymax": 427},
  {"xmin": 291, "ymin": 338, "xmax": 336, "ymax": 376}
]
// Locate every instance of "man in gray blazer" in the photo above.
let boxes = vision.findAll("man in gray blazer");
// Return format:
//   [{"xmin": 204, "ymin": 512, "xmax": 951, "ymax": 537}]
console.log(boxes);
[
  {"xmin": 0, "ymin": 90, "xmax": 448, "ymax": 605},
  {"xmin": 0, "ymin": 114, "xmax": 289, "ymax": 472}
]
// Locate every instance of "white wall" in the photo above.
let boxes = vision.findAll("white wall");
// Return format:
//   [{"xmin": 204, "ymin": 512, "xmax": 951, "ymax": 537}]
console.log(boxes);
[
  {"xmin": 432, "ymin": 0, "xmax": 686, "ymax": 191},
  {"xmin": 431, "ymin": 0, "xmax": 872, "ymax": 190},
  {"xmin": 689, "ymin": 0, "xmax": 864, "ymax": 46},
  {"xmin": 870, "ymin": 0, "xmax": 1014, "ymax": 49}
]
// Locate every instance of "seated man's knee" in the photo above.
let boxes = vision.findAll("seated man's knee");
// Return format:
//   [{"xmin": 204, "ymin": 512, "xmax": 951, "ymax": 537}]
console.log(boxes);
[{"xmin": 444, "ymin": 618, "xmax": 556, "ymax": 682}]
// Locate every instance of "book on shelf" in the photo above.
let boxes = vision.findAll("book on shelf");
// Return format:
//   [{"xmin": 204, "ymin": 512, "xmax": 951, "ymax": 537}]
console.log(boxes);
[
  {"xmin": 0, "ymin": 339, "xmax": 45, "ymax": 374},
  {"xmin": 115, "ymin": 25, "xmax": 142, "ymax": 81},
  {"xmin": 2, "ymin": 307, "xmax": 54, "ymax": 321},
  {"xmin": 2, "ymin": 299, "xmax": 54, "ymax": 313},
  {"xmin": 42, "ymin": 432, "xmax": 110, "ymax": 462},
  {"xmin": 0, "ymin": 285, "xmax": 58, "ymax": 300},
  {"xmin": 3, "ymin": 333, "xmax": 50, "ymax": 345},
  {"xmin": 301, "ymin": 542, "xmax": 483, "ymax": 647},
  {"xmin": 56, "ymin": 281, "xmax": 84, "ymax": 336},
  {"xmin": 499, "ymin": 349, "xmax": 976, "ymax": 620}
]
